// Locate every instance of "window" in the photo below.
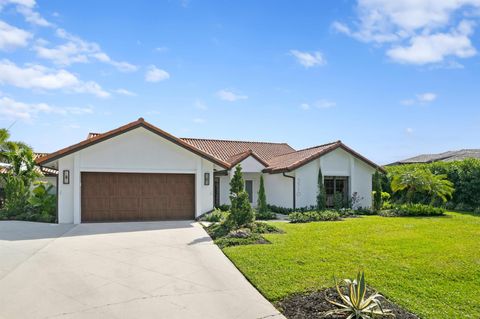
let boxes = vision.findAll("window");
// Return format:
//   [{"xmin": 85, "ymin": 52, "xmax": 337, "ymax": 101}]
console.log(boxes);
[
  {"xmin": 245, "ymin": 180, "xmax": 253, "ymax": 203},
  {"xmin": 324, "ymin": 176, "xmax": 349, "ymax": 208}
]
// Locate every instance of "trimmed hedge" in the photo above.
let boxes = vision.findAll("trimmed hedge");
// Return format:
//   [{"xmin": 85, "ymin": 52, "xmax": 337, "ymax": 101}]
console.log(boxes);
[
  {"xmin": 385, "ymin": 159, "xmax": 480, "ymax": 209},
  {"xmin": 289, "ymin": 210, "xmax": 341, "ymax": 223},
  {"xmin": 380, "ymin": 204, "xmax": 445, "ymax": 217}
]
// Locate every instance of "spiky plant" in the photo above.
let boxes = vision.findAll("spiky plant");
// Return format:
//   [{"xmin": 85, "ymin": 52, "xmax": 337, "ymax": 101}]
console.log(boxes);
[{"xmin": 325, "ymin": 272, "xmax": 394, "ymax": 319}]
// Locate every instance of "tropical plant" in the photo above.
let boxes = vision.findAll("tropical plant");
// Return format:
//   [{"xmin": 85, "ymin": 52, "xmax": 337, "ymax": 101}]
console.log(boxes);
[
  {"xmin": 226, "ymin": 165, "xmax": 254, "ymax": 228},
  {"xmin": 372, "ymin": 170, "xmax": 382, "ymax": 211},
  {"xmin": 391, "ymin": 168, "xmax": 454, "ymax": 204},
  {"xmin": 325, "ymin": 272, "xmax": 394, "ymax": 319},
  {"xmin": 316, "ymin": 167, "xmax": 326, "ymax": 211},
  {"xmin": 27, "ymin": 182, "xmax": 56, "ymax": 222}
]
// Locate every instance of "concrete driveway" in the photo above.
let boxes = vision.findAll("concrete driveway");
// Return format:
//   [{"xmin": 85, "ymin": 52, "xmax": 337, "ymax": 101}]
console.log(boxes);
[{"xmin": 0, "ymin": 221, "xmax": 284, "ymax": 319}]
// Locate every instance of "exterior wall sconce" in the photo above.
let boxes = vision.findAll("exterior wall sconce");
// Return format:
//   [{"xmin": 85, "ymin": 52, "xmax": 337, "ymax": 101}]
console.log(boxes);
[
  {"xmin": 63, "ymin": 170, "xmax": 70, "ymax": 184},
  {"xmin": 204, "ymin": 172, "xmax": 210, "ymax": 186}
]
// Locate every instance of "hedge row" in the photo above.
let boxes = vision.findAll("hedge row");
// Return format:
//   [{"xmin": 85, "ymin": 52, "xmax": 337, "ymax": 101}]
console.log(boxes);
[{"xmin": 384, "ymin": 159, "xmax": 480, "ymax": 209}]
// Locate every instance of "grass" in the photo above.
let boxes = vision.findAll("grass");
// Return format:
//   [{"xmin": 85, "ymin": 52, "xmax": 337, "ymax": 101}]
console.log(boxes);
[{"xmin": 222, "ymin": 212, "xmax": 480, "ymax": 319}]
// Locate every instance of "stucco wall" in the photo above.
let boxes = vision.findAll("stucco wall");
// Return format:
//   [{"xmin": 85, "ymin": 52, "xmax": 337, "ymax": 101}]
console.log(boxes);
[
  {"xmin": 57, "ymin": 127, "xmax": 215, "ymax": 224},
  {"xmin": 294, "ymin": 148, "xmax": 375, "ymax": 209},
  {"xmin": 264, "ymin": 173, "xmax": 294, "ymax": 208}
]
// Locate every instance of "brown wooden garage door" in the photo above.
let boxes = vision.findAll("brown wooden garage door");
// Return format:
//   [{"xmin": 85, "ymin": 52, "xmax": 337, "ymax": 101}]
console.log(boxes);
[{"xmin": 81, "ymin": 172, "xmax": 195, "ymax": 222}]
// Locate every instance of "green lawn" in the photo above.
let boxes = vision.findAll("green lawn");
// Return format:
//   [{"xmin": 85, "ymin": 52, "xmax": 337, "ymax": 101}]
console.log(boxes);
[{"xmin": 223, "ymin": 212, "xmax": 480, "ymax": 319}]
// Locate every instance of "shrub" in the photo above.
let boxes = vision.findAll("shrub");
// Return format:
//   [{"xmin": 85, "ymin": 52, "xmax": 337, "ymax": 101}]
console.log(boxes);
[
  {"xmin": 316, "ymin": 168, "xmax": 326, "ymax": 211},
  {"xmin": 255, "ymin": 209, "xmax": 276, "ymax": 220},
  {"xmin": 226, "ymin": 165, "xmax": 254, "ymax": 228},
  {"xmin": 27, "ymin": 182, "xmax": 56, "ymax": 223},
  {"xmin": 382, "ymin": 203, "xmax": 445, "ymax": 217},
  {"xmin": 289, "ymin": 210, "xmax": 340, "ymax": 223},
  {"xmin": 202, "ymin": 208, "xmax": 228, "ymax": 222},
  {"xmin": 386, "ymin": 159, "xmax": 480, "ymax": 208},
  {"xmin": 257, "ymin": 175, "xmax": 268, "ymax": 214},
  {"xmin": 372, "ymin": 170, "xmax": 383, "ymax": 211},
  {"xmin": 216, "ymin": 204, "xmax": 230, "ymax": 212},
  {"xmin": 267, "ymin": 204, "xmax": 293, "ymax": 214},
  {"xmin": 455, "ymin": 202, "xmax": 473, "ymax": 212},
  {"xmin": 474, "ymin": 207, "xmax": 480, "ymax": 215}
]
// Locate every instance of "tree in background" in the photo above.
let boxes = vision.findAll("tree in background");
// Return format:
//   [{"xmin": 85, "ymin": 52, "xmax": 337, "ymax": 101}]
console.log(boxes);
[
  {"xmin": 316, "ymin": 167, "xmax": 326, "ymax": 211},
  {"xmin": 372, "ymin": 170, "xmax": 383, "ymax": 211},
  {"xmin": 227, "ymin": 165, "xmax": 254, "ymax": 228}
]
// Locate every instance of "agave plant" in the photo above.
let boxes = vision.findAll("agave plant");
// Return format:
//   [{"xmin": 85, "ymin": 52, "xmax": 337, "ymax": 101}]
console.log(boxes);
[{"xmin": 325, "ymin": 272, "xmax": 394, "ymax": 319}]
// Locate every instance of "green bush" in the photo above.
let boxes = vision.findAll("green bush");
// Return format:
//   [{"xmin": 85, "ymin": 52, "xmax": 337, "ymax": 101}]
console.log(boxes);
[
  {"xmin": 255, "ymin": 209, "xmax": 276, "ymax": 220},
  {"xmin": 216, "ymin": 204, "xmax": 230, "ymax": 212},
  {"xmin": 455, "ymin": 202, "xmax": 473, "ymax": 212},
  {"xmin": 289, "ymin": 210, "xmax": 340, "ymax": 223},
  {"xmin": 201, "ymin": 208, "xmax": 228, "ymax": 222},
  {"xmin": 386, "ymin": 159, "xmax": 480, "ymax": 209},
  {"xmin": 381, "ymin": 203, "xmax": 445, "ymax": 217},
  {"xmin": 27, "ymin": 182, "xmax": 56, "ymax": 223},
  {"xmin": 473, "ymin": 207, "xmax": 480, "ymax": 215},
  {"xmin": 226, "ymin": 165, "xmax": 254, "ymax": 228}
]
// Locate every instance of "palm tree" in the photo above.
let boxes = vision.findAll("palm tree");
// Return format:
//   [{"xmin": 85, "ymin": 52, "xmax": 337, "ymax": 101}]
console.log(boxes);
[{"xmin": 391, "ymin": 169, "xmax": 454, "ymax": 204}]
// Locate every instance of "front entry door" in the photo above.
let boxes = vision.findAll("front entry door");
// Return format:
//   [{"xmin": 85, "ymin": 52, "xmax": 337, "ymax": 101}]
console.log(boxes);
[{"xmin": 214, "ymin": 177, "xmax": 220, "ymax": 207}]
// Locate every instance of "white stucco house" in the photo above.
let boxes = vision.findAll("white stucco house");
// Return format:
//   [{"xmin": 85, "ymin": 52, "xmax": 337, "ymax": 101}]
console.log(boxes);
[{"xmin": 37, "ymin": 118, "xmax": 384, "ymax": 224}]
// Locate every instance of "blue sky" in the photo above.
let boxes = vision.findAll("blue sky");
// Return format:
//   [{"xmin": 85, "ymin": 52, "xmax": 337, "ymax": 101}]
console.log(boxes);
[{"xmin": 0, "ymin": 0, "xmax": 479, "ymax": 164}]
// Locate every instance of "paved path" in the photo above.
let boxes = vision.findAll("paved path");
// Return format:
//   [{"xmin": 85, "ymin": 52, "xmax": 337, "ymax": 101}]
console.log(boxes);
[{"xmin": 0, "ymin": 221, "xmax": 284, "ymax": 319}]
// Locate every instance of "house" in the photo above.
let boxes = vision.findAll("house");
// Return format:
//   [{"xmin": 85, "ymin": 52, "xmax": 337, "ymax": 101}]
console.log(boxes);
[
  {"xmin": 36, "ymin": 118, "xmax": 383, "ymax": 224},
  {"xmin": 388, "ymin": 149, "xmax": 480, "ymax": 165}
]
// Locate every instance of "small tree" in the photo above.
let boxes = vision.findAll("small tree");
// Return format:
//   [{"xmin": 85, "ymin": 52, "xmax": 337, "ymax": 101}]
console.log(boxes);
[
  {"xmin": 227, "ymin": 165, "xmax": 254, "ymax": 228},
  {"xmin": 316, "ymin": 167, "xmax": 326, "ymax": 211},
  {"xmin": 373, "ymin": 170, "xmax": 382, "ymax": 211},
  {"xmin": 257, "ymin": 175, "xmax": 267, "ymax": 214}
]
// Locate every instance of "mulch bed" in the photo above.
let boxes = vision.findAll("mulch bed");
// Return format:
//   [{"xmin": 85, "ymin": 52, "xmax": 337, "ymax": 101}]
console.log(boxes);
[{"xmin": 276, "ymin": 287, "xmax": 419, "ymax": 319}]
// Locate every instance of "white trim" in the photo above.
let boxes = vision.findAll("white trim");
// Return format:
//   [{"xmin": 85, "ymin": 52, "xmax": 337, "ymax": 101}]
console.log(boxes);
[
  {"xmin": 79, "ymin": 167, "xmax": 197, "ymax": 174},
  {"xmin": 73, "ymin": 152, "xmax": 81, "ymax": 224}
]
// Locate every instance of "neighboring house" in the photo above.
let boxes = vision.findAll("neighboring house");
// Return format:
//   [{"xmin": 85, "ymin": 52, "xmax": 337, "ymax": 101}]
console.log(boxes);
[
  {"xmin": 389, "ymin": 149, "xmax": 480, "ymax": 165},
  {"xmin": 37, "ymin": 118, "xmax": 383, "ymax": 224}
]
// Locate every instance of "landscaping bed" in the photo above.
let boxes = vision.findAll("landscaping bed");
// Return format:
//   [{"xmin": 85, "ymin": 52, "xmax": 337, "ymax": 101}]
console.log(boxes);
[{"xmin": 277, "ymin": 287, "xmax": 418, "ymax": 319}]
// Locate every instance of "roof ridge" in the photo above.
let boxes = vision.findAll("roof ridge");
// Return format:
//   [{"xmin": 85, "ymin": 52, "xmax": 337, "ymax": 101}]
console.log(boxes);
[
  {"xmin": 290, "ymin": 140, "xmax": 340, "ymax": 153},
  {"xmin": 181, "ymin": 137, "xmax": 292, "ymax": 146}
]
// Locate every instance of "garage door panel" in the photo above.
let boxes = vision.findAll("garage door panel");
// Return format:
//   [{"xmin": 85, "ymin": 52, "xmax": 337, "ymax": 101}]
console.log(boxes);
[{"xmin": 81, "ymin": 172, "xmax": 195, "ymax": 222}]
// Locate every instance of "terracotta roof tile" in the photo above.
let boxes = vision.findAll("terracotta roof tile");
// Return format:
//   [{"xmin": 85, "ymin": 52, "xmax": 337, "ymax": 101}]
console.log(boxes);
[
  {"xmin": 265, "ymin": 141, "xmax": 340, "ymax": 172},
  {"xmin": 180, "ymin": 138, "xmax": 295, "ymax": 165}
]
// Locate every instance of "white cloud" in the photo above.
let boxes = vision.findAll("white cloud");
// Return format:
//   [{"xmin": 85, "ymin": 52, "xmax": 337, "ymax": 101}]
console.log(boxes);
[
  {"xmin": 290, "ymin": 50, "xmax": 326, "ymax": 68},
  {"xmin": 387, "ymin": 21, "xmax": 476, "ymax": 64},
  {"xmin": 300, "ymin": 100, "xmax": 336, "ymax": 110},
  {"xmin": 192, "ymin": 118, "xmax": 205, "ymax": 124},
  {"xmin": 194, "ymin": 99, "xmax": 207, "ymax": 110},
  {"xmin": 114, "ymin": 88, "xmax": 136, "ymax": 96},
  {"xmin": 0, "ymin": 20, "xmax": 32, "ymax": 51},
  {"xmin": 334, "ymin": 0, "xmax": 480, "ymax": 65},
  {"xmin": 417, "ymin": 92, "xmax": 437, "ymax": 102},
  {"xmin": 0, "ymin": 95, "xmax": 93, "ymax": 121},
  {"xmin": 406, "ymin": 127, "xmax": 414, "ymax": 134},
  {"xmin": 0, "ymin": 59, "xmax": 110, "ymax": 97},
  {"xmin": 401, "ymin": 92, "xmax": 437, "ymax": 105},
  {"xmin": 155, "ymin": 46, "xmax": 168, "ymax": 52},
  {"xmin": 300, "ymin": 103, "xmax": 310, "ymax": 110},
  {"xmin": 145, "ymin": 65, "xmax": 170, "ymax": 82},
  {"xmin": 216, "ymin": 89, "xmax": 248, "ymax": 102},
  {"xmin": 0, "ymin": 0, "xmax": 51, "ymax": 26},
  {"xmin": 315, "ymin": 99, "xmax": 336, "ymax": 109},
  {"xmin": 33, "ymin": 29, "xmax": 137, "ymax": 72}
]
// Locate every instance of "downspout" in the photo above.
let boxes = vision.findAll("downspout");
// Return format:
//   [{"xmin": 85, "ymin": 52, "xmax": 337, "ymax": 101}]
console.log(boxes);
[{"xmin": 282, "ymin": 172, "xmax": 296, "ymax": 211}]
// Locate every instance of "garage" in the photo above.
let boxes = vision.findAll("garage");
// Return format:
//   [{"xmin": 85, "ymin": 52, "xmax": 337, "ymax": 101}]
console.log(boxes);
[{"xmin": 81, "ymin": 172, "xmax": 195, "ymax": 222}]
